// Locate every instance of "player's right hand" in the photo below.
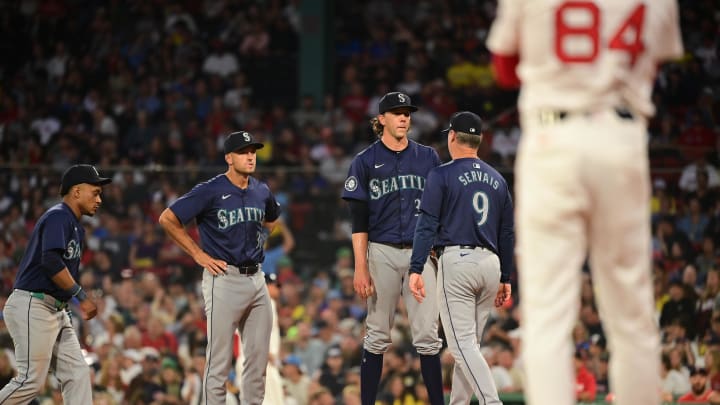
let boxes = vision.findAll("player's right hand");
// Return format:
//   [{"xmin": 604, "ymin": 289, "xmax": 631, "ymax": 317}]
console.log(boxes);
[
  {"xmin": 494, "ymin": 283, "xmax": 511, "ymax": 307},
  {"xmin": 80, "ymin": 299, "xmax": 97, "ymax": 320},
  {"xmin": 194, "ymin": 251, "xmax": 228, "ymax": 276},
  {"xmin": 409, "ymin": 273, "xmax": 425, "ymax": 303},
  {"xmin": 354, "ymin": 265, "xmax": 374, "ymax": 299}
]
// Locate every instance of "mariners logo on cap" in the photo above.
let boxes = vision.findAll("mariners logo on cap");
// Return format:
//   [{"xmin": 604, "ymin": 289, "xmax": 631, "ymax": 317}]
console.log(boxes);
[{"xmin": 344, "ymin": 176, "xmax": 358, "ymax": 192}]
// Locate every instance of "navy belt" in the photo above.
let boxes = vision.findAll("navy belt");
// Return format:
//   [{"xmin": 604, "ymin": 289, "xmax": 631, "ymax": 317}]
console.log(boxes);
[
  {"xmin": 378, "ymin": 242, "xmax": 413, "ymax": 249},
  {"xmin": 436, "ymin": 245, "xmax": 479, "ymax": 257},
  {"xmin": 15, "ymin": 289, "xmax": 68, "ymax": 310},
  {"xmin": 231, "ymin": 263, "xmax": 260, "ymax": 275}
]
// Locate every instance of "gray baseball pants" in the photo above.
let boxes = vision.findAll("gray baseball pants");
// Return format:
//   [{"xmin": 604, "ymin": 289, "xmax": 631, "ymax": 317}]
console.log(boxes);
[
  {"xmin": 201, "ymin": 266, "xmax": 272, "ymax": 405},
  {"xmin": 365, "ymin": 242, "xmax": 443, "ymax": 355},
  {"xmin": 0, "ymin": 289, "xmax": 92, "ymax": 404},
  {"xmin": 438, "ymin": 246, "xmax": 502, "ymax": 405}
]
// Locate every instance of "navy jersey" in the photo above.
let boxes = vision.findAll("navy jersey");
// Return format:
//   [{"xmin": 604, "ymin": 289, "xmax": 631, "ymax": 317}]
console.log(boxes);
[
  {"xmin": 14, "ymin": 203, "xmax": 85, "ymax": 301},
  {"xmin": 342, "ymin": 140, "xmax": 441, "ymax": 244},
  {"xmin": 169, "ymin": 174, "xmax": 281, "ymax": 265},
  {"xmin": 418, "ymin": 158, "xmax": 514, "ymax": 278}
]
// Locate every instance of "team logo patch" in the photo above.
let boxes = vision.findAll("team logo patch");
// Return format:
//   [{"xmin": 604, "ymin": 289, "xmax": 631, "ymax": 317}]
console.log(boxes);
[{"xmin": 345, "ymin": 176, "xmax": 358, "ymax": 192}]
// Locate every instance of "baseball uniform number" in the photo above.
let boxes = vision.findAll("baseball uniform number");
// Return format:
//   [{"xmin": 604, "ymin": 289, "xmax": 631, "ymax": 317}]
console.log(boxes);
[
  {"xmin": 472, "ymin": 191, "xmax": 490, "ymax": 226},
  {"xmin": 555, "ymin": 2, "xmax": 646, "ymax": 65}
]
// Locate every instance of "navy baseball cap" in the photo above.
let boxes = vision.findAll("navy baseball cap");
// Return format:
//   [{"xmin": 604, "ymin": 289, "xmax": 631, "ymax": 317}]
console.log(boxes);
[
  {"xmin": 442, "ymin": 111, "xmax": 484, "ymax": 135},
  {"xmin": 60, "ymin": 164, "xmax": 112, "ymax": 195},
  {"xmin": 378, "ymin": 92, "xmax": 418, "ymax": 114},
  {"xmin": 223, "ymin": 131, "xmax": 264, "ymax": 154}
]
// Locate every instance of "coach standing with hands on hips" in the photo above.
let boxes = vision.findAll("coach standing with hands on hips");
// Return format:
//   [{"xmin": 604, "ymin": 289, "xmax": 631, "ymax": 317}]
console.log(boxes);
[
  {"xmin": 159, "ymin": 131, "xmax": 280, "ymax": 405},
  {"xmin": 0, "ymin": 164, "xmax": 111, "ymax": 404},
  {"xmin": 342, "ymin": 92, "xmax": 445, "ymax": 405},
  {"xmin": 409, "ymin": 112, "xmax": 514, "ymax": 405}
]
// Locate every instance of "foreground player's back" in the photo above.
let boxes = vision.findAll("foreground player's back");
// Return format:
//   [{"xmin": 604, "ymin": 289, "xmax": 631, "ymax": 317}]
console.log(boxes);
[{"xmin": 488, "ymin": 0, "xmax": 683, "ymax": 116}]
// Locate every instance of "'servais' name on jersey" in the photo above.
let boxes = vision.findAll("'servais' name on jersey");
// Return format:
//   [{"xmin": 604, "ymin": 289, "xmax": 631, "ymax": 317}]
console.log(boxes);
[
  {"xmin": 217, "ymin": 207, "xmax": 265, "ymax": 229},
  {"xmin": 457, "ymin": 170, "xmax": 500, "ymax": 190},
  {"xmin": 369, "ymin": 175, "xmax": 425, "ymax": 200}
]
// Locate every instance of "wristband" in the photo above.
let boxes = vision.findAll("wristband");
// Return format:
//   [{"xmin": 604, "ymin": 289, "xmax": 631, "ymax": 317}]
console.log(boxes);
[{"xmin": 68, "ymin": 283, "xmax": 88, "ymax": 302}]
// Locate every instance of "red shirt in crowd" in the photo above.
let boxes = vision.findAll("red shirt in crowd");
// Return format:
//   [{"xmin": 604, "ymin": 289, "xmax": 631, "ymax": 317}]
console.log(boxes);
[
  {"xmin": 576, "ymin": 364, "xmax": 597, "ymax": 402},
  {"xmin": 677, "ymin": 389, "xmax": 713, "ymax": 403}
]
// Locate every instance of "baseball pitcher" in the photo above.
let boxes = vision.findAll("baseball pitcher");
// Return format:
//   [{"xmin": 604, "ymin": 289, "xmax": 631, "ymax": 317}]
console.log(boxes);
[
  {"xmin": 487, "ymin": 1, "xmax": 683, "ymax": 405},
  {"xmin": 342, "ymin": 92, "xmax": 445, "ymax": 405}
]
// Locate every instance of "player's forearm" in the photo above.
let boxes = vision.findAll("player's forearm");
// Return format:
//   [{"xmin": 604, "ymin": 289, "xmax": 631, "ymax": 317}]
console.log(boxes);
[
  {"xmin": 410, "ymin": 212, "xmax": 438, "ymax": 274},
  {"xmin": 50, "ymin": 268, "xmax": 79, "ymax": 290},
  {"xmin": 159, "ymin": 208, "xmax": 204, "ymax": 260},
  {"xmin": 51, "ymin": 268, "xmax": 90, "ymax": 302},
  {"xmin": 281, "ymin": 221, "xmax": 295, "ymax": 253},
  {"xmin": 351, "ymin": 233, "xmax": 369, "ymax": 268}
]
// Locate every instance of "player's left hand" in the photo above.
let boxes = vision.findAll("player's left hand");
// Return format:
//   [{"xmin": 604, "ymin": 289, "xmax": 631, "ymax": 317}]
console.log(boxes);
[
  {"xmin": 80, "ymin": 299, "xmax": 97, "ymax": 320},
  {"xmin": 494, "ymin": 283, "xmax": 511, "ymax": 307},
  {"xmin": 409, "ymin": 273, "xmax": 425, "ymax": 303}
]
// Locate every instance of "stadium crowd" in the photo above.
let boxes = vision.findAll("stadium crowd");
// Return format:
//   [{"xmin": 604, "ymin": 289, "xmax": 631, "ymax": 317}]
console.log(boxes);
[{"xmin": 0, "ymin": 0, "xmax": 718, "ymax": 404}]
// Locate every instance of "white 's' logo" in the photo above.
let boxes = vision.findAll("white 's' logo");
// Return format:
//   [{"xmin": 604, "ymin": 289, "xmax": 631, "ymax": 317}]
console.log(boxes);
[
  {"xmin": 243, "ymin": 132, "xmax": 251, "ymax": 142},
  {"xmin": 469, "ymin": 127, "xmax": 476, "ymax": 133},
  {"xmin": 398, "ymin": 94, "xmax": 406, "ymax": 103}
]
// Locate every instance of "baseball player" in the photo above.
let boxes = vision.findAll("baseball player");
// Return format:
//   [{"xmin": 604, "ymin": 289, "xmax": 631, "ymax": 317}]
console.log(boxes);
[
  {"xmin": 0, "ymin": 164, "xmax": 111, "ymax": 404},
  {"xmin": 408, "ymin": 111, "xmax": 514, "ymax": 405},
  {"xmin": 342, "ymin": 91, "xmax": 445, "ymax": 405},
  {"xmin": 159, "ymin": 131, "xmax": 280, "ymax": 405},
  {"xmin": 487, "ymin": 1, "xmax": 683, "ymax": 405}
]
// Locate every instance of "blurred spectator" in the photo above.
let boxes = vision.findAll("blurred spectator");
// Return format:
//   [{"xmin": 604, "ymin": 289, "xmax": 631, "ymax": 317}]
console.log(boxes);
[
  {"xmin": 651, "ymin": 178, "xmax": 678, "ymax": 222},
  {"xmin": 491, "ymin": 346, "xmax": 522, "ymax": 393},
  {"xmin": 696, "ymin": 238, "xmax": 719, "ymax": 277},
  {"xmin": 202, "ymin": 40, "xmax": 239, "ymax": 78},
  {"xmin": 661, "ymin": 280, "xmax": 698, "ymax": 339},
  {"xmin": 125, "ymin": 347, "xmax": 164, "ymax": 404},
  {"xmin": 574, "ymin": 350, "xmax": 597, "ymax": 403},
  {"xmin": 678, "ymin": 157, "xmax": 720, "ymax": 193},
  {"xmin": 283, "ymin": 354, "xmax": 311, "ymax": 405},
  {"xmin": 314, "ymin": 346, "xmax": 347, "ymax": 399},
  {"xmin": 308, "ymin": 387, "xmax": 336, "ymax": 405},
  {"xmin": 662, "ymin": 353, "xmax": 691, "ymax": 398},
  {"xmin": 677, "ymin": 367, "xmax": 714, "ymax": 403},
  {"xmin": 262, "ymin": 219, "xmax": 296, "ymax": 276},
  {"xmin": 676, "ymin": 197, "xmax": 710, "ymax": 244}
]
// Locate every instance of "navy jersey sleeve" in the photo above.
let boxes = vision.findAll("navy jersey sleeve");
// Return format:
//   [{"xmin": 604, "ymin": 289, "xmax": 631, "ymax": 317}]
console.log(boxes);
[
  {"xmin": 170, "ymin": 183, "xmax": 213, "ymax": 224},
  {"xmin": 342, "ymin": 156, "xmax": 369, "ymax": 201},
  {"xmin": 498, "ymin": 187, "xmax": 515, "ymax": 283},
  {"xmin": 265, "ymin": 190, "xmax": 281, "ymax": 222},
  {"xmin": 41, "ymin": 212, "xmax": 70, "ymax": 253},
  {"xmin": 418, "ymin": 169, "xmax": 445, "ymax": 220},
  {"xmin": 431, "ymin": 148, "xmax": 442, "ymax": 167},
  {"xmin": 410, "ymin": 168, "xmax": 445, "ymax": 273}
]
